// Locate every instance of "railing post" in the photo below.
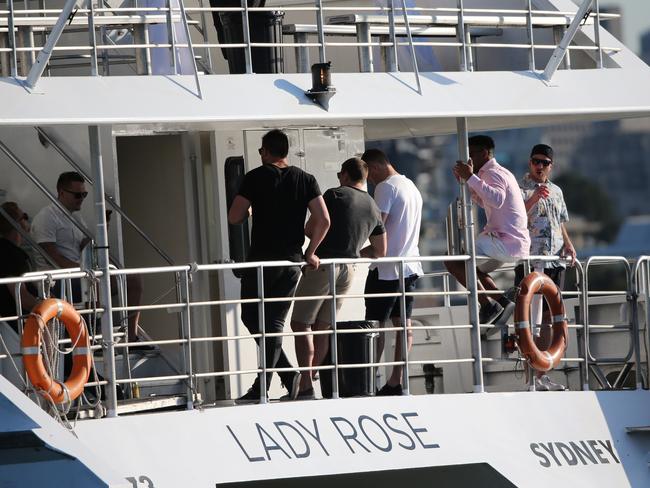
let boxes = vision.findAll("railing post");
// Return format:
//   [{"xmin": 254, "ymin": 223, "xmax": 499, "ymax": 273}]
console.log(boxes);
[
  {"xmin": 456, "ymin": 0, "xmax": 467, "ymax": 71},
  {"xmin": 87, "ymin": 0, "xmax": 98, "ymax": 76},
  {"xmin": 166, "ymin": 0, "xmax": 178, "ymax": 74},
  {"xmin": 315, "ymin": 0, "xmax": 326, "ymax": 63},
  {"xmin": 385, "ymin": 0, "xmax": 397, "ymax": 72},
  {"xmin": 7, "ymin": 0, "xmax": 18, "ymax": 77},
  {"xmin": 593, "ymin": 0, "xmax": 603, "ymax": 68},
  {"xmin": 240, "ymin": 0, "xmax": 253, "ymax": 73},
  {"xmin": 356, "ymin": 22, "xmax": 373, "ymax": 73},
  {"xmin": 525, "ymin": 0, "xmax": 536, "ymax": 71},
  {"xmin": 456, "ymin": 117, "xmax": 484, "ymax": 393},
  {"xmin": 180, "ymin": 269, "xmax": 195, "ymax": 408},
  {"xmin": 398, "ymin": 260, "xmax": 410, "ymax": 394},
  {"xmin": 88, "ymin": 125, "xmax": 118, "ymax": 417},
  {"xmin": 328, "ymin": 262, "xmax": 339, "ymax": 399},
  {"xmin": 256, "ymin": 265, "xmax": 267, "ymax": 403}
]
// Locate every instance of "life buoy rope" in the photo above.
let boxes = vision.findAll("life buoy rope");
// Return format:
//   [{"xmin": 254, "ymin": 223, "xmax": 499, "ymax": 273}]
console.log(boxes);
[
  {"xmin": 514, "ymin": 272, "xmax": 569, "ymax": 372},
  {"xmin": 21, "ymin": 298, "xmax": 91, "ymax": 404}
]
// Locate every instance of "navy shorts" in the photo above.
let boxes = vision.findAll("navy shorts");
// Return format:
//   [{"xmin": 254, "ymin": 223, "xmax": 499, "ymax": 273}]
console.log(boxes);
[{"xmin": 364, "ymin": 268, "xmax": 418, "ymax": 322}]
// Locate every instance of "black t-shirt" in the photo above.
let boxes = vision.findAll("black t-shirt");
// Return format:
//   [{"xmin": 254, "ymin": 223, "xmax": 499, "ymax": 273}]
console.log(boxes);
[
  {"xmin": 316, "ymin": 186, "xmax": 385, "ymax": 259},
  {"xmin": 0, "ymin": 238, "xmax": 34, "ymax": 332},
  {"xmin": 238, "ymin": 164, "xmax": 321, "ymax": 261}
]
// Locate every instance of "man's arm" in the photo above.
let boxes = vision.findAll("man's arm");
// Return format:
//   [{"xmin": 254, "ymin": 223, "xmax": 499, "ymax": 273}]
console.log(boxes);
[
  {"xmin": 466, "ymin": 172, "xmax": 507, "ymax": 209},
  {"xmin": 39, "ymin": 242, "xmax": 79, "ymax": 269},
  {"xmin": 304, "ymin": 195, "xmax": 330, "ymax": 269},
  {"xmin": 360, "ymin": 233, "xmax": 387, "ymax": 258},
  {"xmin": 560, "ymin": 223, "xmax": 577, "ymax": 265},
  {"xmin": 228, "ymin": 195, "xmax": 252, "ymax": 225}
]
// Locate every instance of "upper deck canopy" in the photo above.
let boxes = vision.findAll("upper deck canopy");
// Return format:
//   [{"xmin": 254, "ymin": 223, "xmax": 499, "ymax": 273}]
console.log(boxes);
[{"xmin": 1, "ymin": 66, "xmax": 650, "ymax": 139}]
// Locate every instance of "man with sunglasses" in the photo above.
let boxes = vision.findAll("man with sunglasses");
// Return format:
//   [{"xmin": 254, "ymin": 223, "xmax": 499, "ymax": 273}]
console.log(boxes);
[
  {"xmin": 31, "ymin": 172, "xmax": 147, "ymax": 348},
  {"xmin": 515, "ymin": 144, "xmax": 576, "ymax": 391},
  {"xmin": 228, "ymin": 129, "xmax": 330, "ymax": 403}
]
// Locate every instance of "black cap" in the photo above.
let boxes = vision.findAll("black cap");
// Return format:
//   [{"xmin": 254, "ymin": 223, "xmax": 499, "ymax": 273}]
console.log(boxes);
[{"xmin": 530, "ymin": 144, "xmax": 553, "ymax": 161}]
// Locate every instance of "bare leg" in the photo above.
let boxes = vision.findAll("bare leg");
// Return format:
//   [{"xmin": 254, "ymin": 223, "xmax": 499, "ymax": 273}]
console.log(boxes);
[
  {"xmin": 386, "ymin": 317, "xmax": 413, "ymax": 387},
  {"xmin": 445, "ymin": 260, "xmax": 491, "ymax": 306},
  {"xmin": 126, "ymin": 274, "xmax": 143, "ymax": 341},
  {"xmin": 290, "ymin": 320, "xmax": 313, "ymax": 391},
  {"xmin": 312, "ymin": 320, "xmax": 331, "ymax": 377}
]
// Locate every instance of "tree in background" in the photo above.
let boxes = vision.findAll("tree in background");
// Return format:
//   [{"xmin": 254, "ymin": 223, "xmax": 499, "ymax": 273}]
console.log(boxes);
[{"xmin": 554, "ymin": 172, "xmax": 621, "ymax": 244}]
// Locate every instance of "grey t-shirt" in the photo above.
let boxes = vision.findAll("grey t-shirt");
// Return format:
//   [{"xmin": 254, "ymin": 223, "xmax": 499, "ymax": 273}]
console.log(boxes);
[{"xmin": 316, "ymin": 186, "xmax": 385, "ymax": 259}]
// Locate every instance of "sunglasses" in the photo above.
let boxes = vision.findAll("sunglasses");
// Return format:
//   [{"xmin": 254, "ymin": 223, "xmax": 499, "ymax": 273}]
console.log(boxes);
[
  {"xmin": 531, "ymin": 158, "xmax": 552, "ymax": 167},
  {"xmin": 62, "ymin": 189, "xmax": 88, "ymax": 199},
  {"xmin": 20, "ymin": 213, "xmax": 29, "ymax": 222}
]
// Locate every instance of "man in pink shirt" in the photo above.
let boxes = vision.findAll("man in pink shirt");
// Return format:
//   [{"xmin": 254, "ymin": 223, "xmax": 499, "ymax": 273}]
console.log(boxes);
[{"xmin": 445, "ymin": 135, "xmax": 530, "ymax": 327}]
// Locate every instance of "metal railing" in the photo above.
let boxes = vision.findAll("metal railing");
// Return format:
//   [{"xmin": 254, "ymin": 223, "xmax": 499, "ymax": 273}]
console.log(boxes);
[
  {"xmin": 0, "ymin": 2, "xmax": 620, "ymax": 81},
  {"xmin": 1, "ymin": 253, "xmax": 646, "ymax": 418}
]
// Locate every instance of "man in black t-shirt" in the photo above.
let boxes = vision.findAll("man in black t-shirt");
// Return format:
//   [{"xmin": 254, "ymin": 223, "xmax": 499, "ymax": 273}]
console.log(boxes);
[
  {"xmin": 289, "ymin": 157, "xmax": 386, "ymax": 398},
  {"xmin": 228, "ymin": 129, "xmax": 330, "ymax": 403},
  {"xmin": 0, "ymin": 202, "xmax": 39, "ymax": 334}
]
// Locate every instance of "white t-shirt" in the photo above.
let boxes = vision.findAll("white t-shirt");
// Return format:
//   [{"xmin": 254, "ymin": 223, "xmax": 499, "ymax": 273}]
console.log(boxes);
[
  {"xmin": 31, "ymin": 203, "xmax": 87, "ymax": 269},
  {"xmin": 371, "ymin": 174, "xmax": 423, "ymax": 280}
]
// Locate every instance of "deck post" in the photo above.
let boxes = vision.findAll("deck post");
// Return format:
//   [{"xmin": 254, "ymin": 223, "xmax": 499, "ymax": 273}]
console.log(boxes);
[
  {"xmin": 542, "ymin": 0, "xmax": 594, "ymax": 82},
  {"xmin": 88, "ymin": 125, "xmax": 118, "ymax": 417},
  {"xmin": 456, "ymin": 117, "xmax": 484, "ymax": 393},
  {"xmin": 25, "ymin": 0, "xmax": 79, "ymax": 88}
]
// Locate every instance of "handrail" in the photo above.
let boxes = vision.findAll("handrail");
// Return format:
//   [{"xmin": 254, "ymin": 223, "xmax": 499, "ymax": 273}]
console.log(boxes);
[
  {"xmin": 0, "ymin": 2, "xmax": 615, "ymax": 79},
  {"xmin": 2, "ymin": 251, "xmax": 644, "ymax": 416},
  {"xmin": 35, "ymin": 127, "xmax": 175, "ymax": 266}
]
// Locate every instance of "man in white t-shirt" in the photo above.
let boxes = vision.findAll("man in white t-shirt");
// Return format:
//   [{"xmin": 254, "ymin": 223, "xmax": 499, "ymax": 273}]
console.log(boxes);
[
  {"xmin": 361, "ymin": 149, "xmax": 423, "ymax": 396},
  {"xmin": 31, "ymin": 172, "xmax": 147, "ymax": 348}
]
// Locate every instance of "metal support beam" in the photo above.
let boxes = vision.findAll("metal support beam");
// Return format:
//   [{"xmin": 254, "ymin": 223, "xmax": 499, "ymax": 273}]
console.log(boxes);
[
  {"xmin": 25, "ymin": 0, "xmax": 79, "ymax": 88},
  {"xmin": 88, "ymin": 125, "xmax": 118, "ymax": 417},
  {"xmin": 385, "ymin": 0, "xmax": 398, "ymax": 72},
  {"xmin": 356, "ymin": 22, "xmax": 373, "ymax": 73},
  {"xmin": 456, "ymin": 118, "xmax": 484, "ymax": 393},
  {"xmin": 542, "ymin": 0, "xmax": 594, "ymax": 82}
]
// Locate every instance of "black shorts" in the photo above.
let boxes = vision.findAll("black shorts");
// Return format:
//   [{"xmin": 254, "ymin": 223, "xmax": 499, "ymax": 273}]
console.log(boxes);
[
  {"xmin": 514, "ymin": 264, "xmax": 565, "ymax": 313},
  {"xmin": 364, "ymin": 268, "xmax": 418, "ymax": 322}
]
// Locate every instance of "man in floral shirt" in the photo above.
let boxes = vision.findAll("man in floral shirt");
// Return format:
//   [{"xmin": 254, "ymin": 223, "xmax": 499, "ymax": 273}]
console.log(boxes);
[{"xmin": 515, "ymin": 143, "xmax": 576, "ymax": 391}]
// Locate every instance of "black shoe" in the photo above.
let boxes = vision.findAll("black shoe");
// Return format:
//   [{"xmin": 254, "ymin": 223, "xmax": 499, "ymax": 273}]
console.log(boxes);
[
  {"xmin": 494, "ymin": 299, "xmax": 515, "ymax": 326},
  {"xmin": 235, "ymin": 385, "xmax": 261, "ymax": 405},
  {"xmin": 280, "ymin": 387, "xmax": 315, "ymax": 401},
  {"xmin": 377, "ymin": 383, "xmax": 403, "ymax": 396},
  {"xmin": 480, "ymin": 301, "xmax": 504, "ymax": 331},
  {"xmin": 281, "ymin": 371, "xmax": 301, "ymax": 401}
]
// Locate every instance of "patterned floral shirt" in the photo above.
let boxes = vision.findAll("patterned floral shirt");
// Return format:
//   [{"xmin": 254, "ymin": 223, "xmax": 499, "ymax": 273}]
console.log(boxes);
[{"xmin": 520, "ymin": 174, "xmax": 569, "ymax": 268}]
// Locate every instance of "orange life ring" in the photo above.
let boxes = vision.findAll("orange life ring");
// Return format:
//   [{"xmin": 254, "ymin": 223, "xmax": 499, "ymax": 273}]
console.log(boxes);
[
  {"xmin": 514, "ymin": 272, "xmax": 569, "ymax": 372},
  {"xmin": 21, "ymin": 299, "xmax": 91, "ymax": 404}
]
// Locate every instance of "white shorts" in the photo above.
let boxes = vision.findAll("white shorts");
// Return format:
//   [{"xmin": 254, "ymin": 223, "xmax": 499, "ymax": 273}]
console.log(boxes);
[{"xmin": 475, "ymin": 233, "xmax": 518, "ymax": 273}]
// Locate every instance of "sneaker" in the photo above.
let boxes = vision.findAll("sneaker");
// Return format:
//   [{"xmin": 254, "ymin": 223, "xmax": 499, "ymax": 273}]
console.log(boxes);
[
  {"xmin": 235, "ymin": 384, "xmax": 261, "ymax": 404},
  {"xmin": 494, "ymin": 299, "xmax": 515, "ymax": 326},
  {"xmin": 377, "ymin": 383, "xmax": 403, "ymax": 396},
  {"xmin": 281, "ymin": 371, "xmax": 301, "ymax": 401},
  {"xmin": 280, "ymin": 387, "xmax": 315, "ymax": 401},
  {"xmin": 537, "ymin": 375, "xmax": 566, "ymax": 391},
  {"xmin": 480, "ymin": 301, "xmax": 504, "ymax": 327}
]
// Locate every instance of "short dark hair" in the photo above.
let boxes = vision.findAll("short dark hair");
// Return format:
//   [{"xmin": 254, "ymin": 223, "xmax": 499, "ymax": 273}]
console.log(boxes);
[
  {"xmin": 468, "ymin": 135, "xmax": 495, "ymax": 152},
  {"xmin": 361, "ymin": 148, "xmax": 389, "ymax": 166},
  {"xmin": 261, "ymin": 129, "xmax": 289, "ymax": 158},
  {"xmin": 57, "ymin": 171, "xmax": 85, "ymax": 192},
  {"xmin": 530, "ymin": 143, "xmax": 554, "ymax": 161},
  {"xmin": 0, "ymin": 201, "xmax": 21, "ymax": 236},
  {"xmin": 340, "ymin": 157, "xmax": 368, "ymax": 183}
]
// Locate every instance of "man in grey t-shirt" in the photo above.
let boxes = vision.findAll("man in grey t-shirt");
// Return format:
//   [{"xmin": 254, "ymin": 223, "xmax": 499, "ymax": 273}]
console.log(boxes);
[{"xmin": 289, "ymin": 157, "xmax": 386, "ymax": 399}]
